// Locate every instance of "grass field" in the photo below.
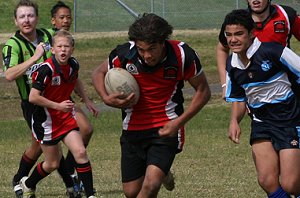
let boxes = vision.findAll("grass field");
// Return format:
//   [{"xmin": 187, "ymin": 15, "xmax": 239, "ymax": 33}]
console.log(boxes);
[
  {"xmin": 3, "ymin": 31, "xmax": 300, "ymax": 197},
  {"xmin": 1, "ymin": 1, "xmax": 300, "ymax": 197}
]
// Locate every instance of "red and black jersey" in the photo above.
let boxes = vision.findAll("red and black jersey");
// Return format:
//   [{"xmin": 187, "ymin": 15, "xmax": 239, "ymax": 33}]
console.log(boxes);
[
  {"xmin": 108, "ymin": 40, "xmax": 202, "ymax": 131},
  {"xmin": 219, "ymin": 4, "xmax": 300, "ymax": 47},
  {"xmin": 30, "ymin": 56, "xmax": 79, "ymax": 144}
]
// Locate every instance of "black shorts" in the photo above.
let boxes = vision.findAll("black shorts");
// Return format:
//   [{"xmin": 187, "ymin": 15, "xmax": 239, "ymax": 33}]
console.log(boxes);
[
  {"xmin": 120, "ymin": 128, "xmax": 180, "ymax": 183},
  {"xmin": 250, "ymin": 121, "xmax": 300, "ymax": 151},
  {"xmin": 21, "ymin": 100, "xmax": 35, "ymax": 129}
]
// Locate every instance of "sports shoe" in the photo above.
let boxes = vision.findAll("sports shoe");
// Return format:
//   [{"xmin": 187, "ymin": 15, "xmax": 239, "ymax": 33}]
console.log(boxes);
[
  {"xmin": 66, "ymin": 187, "xmax": 82, "ymax": 198},
  {"xmin": 71, "ymin": 174, "xmax": 84, "ymax": 194},
  {"xmin": 162, "ymin": 171, "xmax": 175, "ymax": 191},
  {"xmin": 87, "ymin": 196, "xmax": 97, "ymax": 198},
  {"xmin": 12, "ymin": 179, "xmax": 23, "ymax": 198},
  {"xmin": 20, "ymin": 177, "xmax": 36, "ymax": 198}
]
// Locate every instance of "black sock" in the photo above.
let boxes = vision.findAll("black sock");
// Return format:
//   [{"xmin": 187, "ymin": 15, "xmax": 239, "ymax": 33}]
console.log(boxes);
[
  {"xmin": 26, "ymin": 162, "xmax": 50, "ymax": 189},
  {"xmin": 13, "ymin": 152, "xmax": 37, "ymax": 182},
  {"xmin": 57, "ymin": 156, "xmax": 74, "ymax": 188},
  {"xmin": 76, "ymin": 161, "xmax": 94, "ymax": 196},
  {"xmin": 65, "ymin": 150, "xmax": 76, "ymax": 175}
]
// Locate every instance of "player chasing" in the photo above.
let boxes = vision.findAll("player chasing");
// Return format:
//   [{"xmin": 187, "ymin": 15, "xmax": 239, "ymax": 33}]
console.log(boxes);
[
  {"xmin": 49, "ymin": 1, "xmax": 99, "ymax": 194},
  {"xmin": 216, "ymin": 0, "xmax": 300, "ymax": 99},
  {"xmin": 19, "ymin": 30, "xmax": 96, "ymax": 198},
  {"xmin": 223, "ymin": 9, "xmax": 300, "ymax": 197},
  {"xmin": 92, "ymin": 13, "xmax": 211, "ymax": 198},
  {"xmin": 2, "ymin": 0, "xmax": 81, "ymax": 197}
]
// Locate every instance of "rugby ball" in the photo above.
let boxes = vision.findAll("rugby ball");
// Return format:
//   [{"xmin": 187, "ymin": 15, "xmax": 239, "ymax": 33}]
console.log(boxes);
[{"xmin": 104, "ymin": 68, "xmax": 140, "ymax": 106}]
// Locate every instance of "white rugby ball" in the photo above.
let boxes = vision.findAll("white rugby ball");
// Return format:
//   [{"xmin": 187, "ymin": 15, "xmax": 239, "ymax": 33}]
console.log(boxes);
[{"xmin": 104, "ymin": 68, "xmax": 140, "ymax": 106}]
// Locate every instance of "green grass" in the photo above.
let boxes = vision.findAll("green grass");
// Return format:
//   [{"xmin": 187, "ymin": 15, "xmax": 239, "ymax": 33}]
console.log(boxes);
[
  {"xmin": 1, "ymin": 1, "xmax": 300, "ymax": 196},
  {"xmin": 0, "ymin": 30, "xmax": 267, "ymax": 197},
  {"xmin": 0, "ymin": 101, "xmax": 266, "ymax": 197},
  {"xmin": 1, "ymin": 31, "xmax": 300, "ymax": 197}
]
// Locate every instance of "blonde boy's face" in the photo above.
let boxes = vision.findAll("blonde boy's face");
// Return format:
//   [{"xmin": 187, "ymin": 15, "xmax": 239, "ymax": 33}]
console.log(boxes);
[{"xmin": 51, "ymin": 36, "xmax": 74, "ymax": 65}]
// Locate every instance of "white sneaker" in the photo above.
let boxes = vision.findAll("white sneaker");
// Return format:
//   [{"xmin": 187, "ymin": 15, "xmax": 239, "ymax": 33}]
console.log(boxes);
[
  {"xmin": 162, "ymin": 171, "xmax": 175, "ymax": 191},
  {"xmin": 20, "ymin": 177, "xmax": 35, "ymax": 198},
  {"xmin": 88, "ymin": 196, "xmax": 97, "ymax": 198},
  {"xmin": 12, "ymin": 179, "xmax": 23, "ymax": 198}
]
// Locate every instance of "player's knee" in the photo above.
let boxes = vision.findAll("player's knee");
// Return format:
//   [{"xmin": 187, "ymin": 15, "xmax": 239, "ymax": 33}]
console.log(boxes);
[
  {"xmin": 73, "ymin": 147, "xmax": 88, "ymax": 163},
  {"xmin": 257, "ymin": 174, "xmax": 278, "ymax": 192},
  {"xmin": 141, "ymin": 180, "xmax": 160, "ymax": 196},
  {"xmin": 281, "ymin": 178, "xmax": 300, "ymax": 195},
  {"xmin": 45, "ymin": 160, "xmax": 60, "ymax": 172},
  {"xmin": 123, "ymin": 188, "xmax": 139, "ymax": 198}
]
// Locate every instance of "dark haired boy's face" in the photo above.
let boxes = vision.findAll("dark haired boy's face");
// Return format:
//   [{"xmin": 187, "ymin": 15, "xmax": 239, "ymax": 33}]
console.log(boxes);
[
  {"xmin": 224, "ymin": 24, "xmax": 253, "ymax": 55},
  {"xmin": 135, "ymin": 41, "xmax": 165, "ymax": 67},
  {"xmin": 51, "ymin": 7, "xmax": 72, "ymax": 31}
]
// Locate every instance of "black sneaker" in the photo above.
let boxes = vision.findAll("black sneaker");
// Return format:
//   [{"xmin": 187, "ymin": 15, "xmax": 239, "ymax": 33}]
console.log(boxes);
[
  {"xmin": 66, "ymin": 187, "xmax": 82, "ymax": 198},
  {"xmin": 12, "ymin": 179, "xmax": 23, "ymax": 198},
  {"xmin": 71, "ymin": 175, "xmax": 83, "ymax": 196},
  {"xmin": 162, "ymin": 171, "xmax": 175, "ymax": 191}
]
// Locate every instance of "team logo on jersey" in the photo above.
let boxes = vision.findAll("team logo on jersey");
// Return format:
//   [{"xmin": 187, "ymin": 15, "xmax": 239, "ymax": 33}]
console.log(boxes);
[
  {"xmin": 290, "ymin": 139, "xmax": 298, "ymax": 147},
  {"xmin": 274, "ymin": 20, "xmax": 285, "ymax": 33},
  {"xmin": 164, "ymin": 66, "xmax": 178, "ymax": 79},
  {"xmin": 52, "ymin": 76, "xmax": 61, "ymax": 86},
  {"xmin": 261, "ymin": 60, "xmax": 272, "ymax": 71},
  {"xmin": 126, "ymin": 63, "xmax": 138, "ymax": 75},
  {"xmin": 248, "ymin": 72, "xmax": 254, "ymax": 79}
]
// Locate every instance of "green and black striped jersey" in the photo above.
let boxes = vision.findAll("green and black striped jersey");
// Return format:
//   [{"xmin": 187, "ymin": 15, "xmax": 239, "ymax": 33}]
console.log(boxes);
[{"xmin": 2, "ymin": 28, "xmax": 53, "ymax": 100}]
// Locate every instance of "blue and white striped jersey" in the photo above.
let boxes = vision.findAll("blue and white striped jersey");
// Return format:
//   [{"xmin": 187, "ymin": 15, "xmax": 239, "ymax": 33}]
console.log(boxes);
[{"xmin": 225, "ymin": 38, "xmax": 300, "ymax": 126}]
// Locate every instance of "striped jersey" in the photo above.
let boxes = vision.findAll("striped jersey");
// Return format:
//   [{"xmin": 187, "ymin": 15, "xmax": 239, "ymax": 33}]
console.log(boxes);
[
  {"xmin": 219, "ymin": 4, "xmax": 300, "ymax": 48},
  {"xmin": 30, "ymin": 56, "xmax": 79, "ymax": 143},
  {"xmin": 2, "ymin": 29, "xmax": 53, "ymax": 101},
  {"xmin": 225, "ymin": 38, "xmax": 300, "ymax": 127},
  {"xmin": 108, "ymin": 40, "xmax": 203, "ymax": 131}
]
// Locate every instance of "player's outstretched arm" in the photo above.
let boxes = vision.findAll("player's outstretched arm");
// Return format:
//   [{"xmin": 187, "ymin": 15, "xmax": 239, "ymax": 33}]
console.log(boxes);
[{"xmin": 159, "ymin": 72, "xmax": 211, "ymax": 137}]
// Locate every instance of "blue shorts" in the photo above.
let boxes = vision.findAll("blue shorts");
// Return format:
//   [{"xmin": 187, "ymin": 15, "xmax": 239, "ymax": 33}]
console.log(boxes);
[
  {"xmin": 250, "ymin": 121, "xmax": 300, "ymax": 151},
  {"xmin": 120, "ymin": 128, "xmax": 180, "ymax": 183}
]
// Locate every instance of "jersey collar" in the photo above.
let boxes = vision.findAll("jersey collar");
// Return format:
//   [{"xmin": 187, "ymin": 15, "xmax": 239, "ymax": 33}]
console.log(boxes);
[{"xmin": 231, "ymin": 37, "xmax": 261, "ymax": 69}]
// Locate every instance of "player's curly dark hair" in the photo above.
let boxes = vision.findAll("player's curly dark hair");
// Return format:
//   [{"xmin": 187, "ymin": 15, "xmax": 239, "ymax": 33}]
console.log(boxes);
[
  {"xmin": 14, "ymin": 0, "xmax": 39, "ymax": 18},
  {"xmin": 51, "ymin": 1, "xmax": 71, "ymax": 17},
  {"xmin": 219, "ymin": 9, "xmax": 254, "ymax": 46},
  {"xmin": 128, "ymin": 13, "xmax": 173, "ymax": 44},
  {"xmin": 223, "ymin": 9, "xmax": 254, "ymax": 33}
]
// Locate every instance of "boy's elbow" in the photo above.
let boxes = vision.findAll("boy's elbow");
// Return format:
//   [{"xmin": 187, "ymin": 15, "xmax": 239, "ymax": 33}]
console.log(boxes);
[
  {"xmin": 5, "ymin": 73, "xmax": 15, "ymax": 82},
  {"xmin": 28, "ymin": 93, "xmax": 35, "ymax": 104}
]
